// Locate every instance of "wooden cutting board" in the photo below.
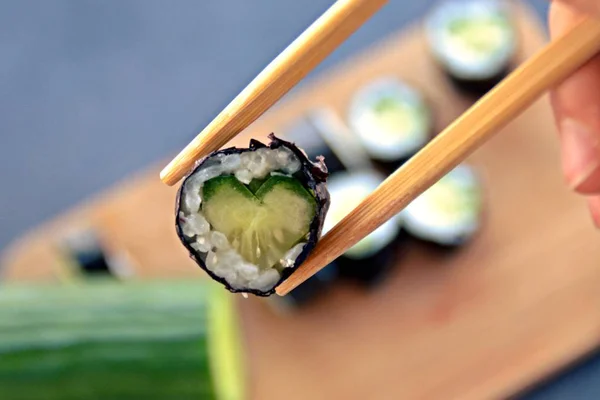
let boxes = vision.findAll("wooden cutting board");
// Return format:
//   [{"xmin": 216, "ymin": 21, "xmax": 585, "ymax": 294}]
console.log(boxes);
[{"xmin": 2, "ymin": 2, "xmax": 599, "ymax": 399}]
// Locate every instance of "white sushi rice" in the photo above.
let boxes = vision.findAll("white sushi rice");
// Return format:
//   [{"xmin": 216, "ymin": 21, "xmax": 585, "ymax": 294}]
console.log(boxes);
[
  {"xmin": 425, "ymin": 0, "xmax": 516, "ymax": 80},
  {"xmin": 348, "ymin": 77, "xmax": 432, "ymax": 162},
  {"xmin": 178, "ymin": 146, "xmax": 305, "ymax": 293},
  {"xmin": 401, "ymin": 164, "xmax": 482, "ymax": 245},
  {"xmin": 323, "ymin": 170, "xmax": 400, "ymax": 259}
]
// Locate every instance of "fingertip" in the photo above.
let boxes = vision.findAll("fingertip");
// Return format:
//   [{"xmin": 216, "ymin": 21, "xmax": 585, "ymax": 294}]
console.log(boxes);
[
  {"xmin": 553, "ymin": 1, "xmax": 600, "ymax": 18},
  {"xmin": 547, "ymin": 2, "xmax": 600, "ymax": 194},
  {"xmin": 572, "ymin": 167, "xmax": 600, "ymax": 194},
  {"xmin": 549, "ymin": 1, "xmax": 582, "ymax": 38},
  {"xmin": 548, "ymin": 89, "xmax": 562, "ymax": 128},
  {"xmin": 587, "ymin": 196, "xmax": 600, "ymax": 228},
  {"xmin": 559, "ymin": 119, "xmax": 600, "ymax": 194}
]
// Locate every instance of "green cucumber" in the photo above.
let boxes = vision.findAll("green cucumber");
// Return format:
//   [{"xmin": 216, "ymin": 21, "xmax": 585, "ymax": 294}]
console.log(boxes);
[
  {"xmin": 202, "ymin": 175, "xmax": 317, "ymax": 269},
  {"xmin": 247, "ymin": 177, "xmax": 269, "ymax": 194},
  {"xmin": 447, "ymin": 16, "xmax": 510, "ymax": 54},
  {"xmin": 0, "ymin": 279, "xmax": 246, "ymax": 400}
]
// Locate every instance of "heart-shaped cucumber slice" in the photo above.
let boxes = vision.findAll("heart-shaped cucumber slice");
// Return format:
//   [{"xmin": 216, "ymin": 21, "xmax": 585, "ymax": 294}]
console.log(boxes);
[{"xmin": 202, "ymin": 175, "xmax": 317, "ymax": 270}]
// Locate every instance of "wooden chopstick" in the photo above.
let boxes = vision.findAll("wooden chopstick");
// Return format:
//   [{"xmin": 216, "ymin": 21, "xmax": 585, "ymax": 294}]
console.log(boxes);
[
  {"xmin": 276, "ymin": 14, "xmax": 600, "ymax": 296},
  {"xmin": 160, "ymin": 0, "xmax": 389, "ymax": 186}
]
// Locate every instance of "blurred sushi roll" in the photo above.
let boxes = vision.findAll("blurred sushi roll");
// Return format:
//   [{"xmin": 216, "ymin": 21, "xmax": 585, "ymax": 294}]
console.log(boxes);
[
  {"xmin": 282, "ymin": 116, "xmax": 348, "ymax": 175},
  {"xmin": 425, "ymin": 0, "xmax": 518, "ymax": 96},
  {"xmin": 305, "ymin": 108, "xmax": 374, "ymax": 173},
  {"xmin": 347, "ymin": 77, "xmax": 433, "ymax": 173},
  {"xmin": 324, "ymin": 169, "xmax": 402, "ymax": 286},
  {"xmin": 275, "ymin": 263, "xmax": 339, "ymax": 309},
  {"xmin": 60, "ymin": 229, "xmax": 115, "ymax": 277},
  {"xmin": 283, "ymin": 108, "xmax": 374, "ymax": 175},
  {"xmin": 400, "ymin": 164, "xmax": 483, "ymax": 248}
]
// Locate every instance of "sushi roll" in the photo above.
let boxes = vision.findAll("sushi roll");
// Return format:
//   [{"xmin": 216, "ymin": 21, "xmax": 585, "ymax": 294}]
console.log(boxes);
[
  {"xmin": 400, "ymin": 164, "xmax": 483, "ymax": 248},
  {"xmin": 305, "ymin": 108, "xmax": 374, "ymax": 173},
  {"xmin": 59, "ymin": 229, "xmax": 126, "ymax": 278},
  {"xmin": 425, "ymin": 0, "xmax": 518, "ymax": 96},
  {"xmin": 64, "ymin": 231, "xmax": 112, "ymax": 276},
  {"xmin": 273, "ymin": 263, "xmax": 339, "ymax": 309},
  {"xmin": 175, "ymin": 134, "xmax": 330, "ymax": 297},
  {"xmin": 347, "ymin": 77, "xmax": 433, "ymax": 172},
  {"xmin": 283, "ymin": 109, "xmax": 373, "ymax": 175},
  {"xmin": 282, "ymin": 115, "xmax": 348, "ymax": 175},
  {"xmin": 324, "ymin": 169, "xmax": 402, "ymax": 286}
]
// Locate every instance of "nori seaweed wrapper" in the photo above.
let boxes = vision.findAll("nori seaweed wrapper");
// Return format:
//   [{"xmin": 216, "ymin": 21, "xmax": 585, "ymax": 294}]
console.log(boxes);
[
  {"xmin": 444, "ymin": 65, "xmax": 511, "ymax": 98},
  {"xmin": 175, "ymin": 134, "xmax": 330, "ymax": 297},
  {"xmin": 336, "ymin": 241, "xmax": 399, "ymax": 288},
  {"xmin": 281, "ymin": 263, "xmax": 339, "ymax": 307}
]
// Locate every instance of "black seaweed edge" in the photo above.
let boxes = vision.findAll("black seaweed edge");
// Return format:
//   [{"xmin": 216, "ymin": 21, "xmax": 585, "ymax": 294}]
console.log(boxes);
[
  {"xmin": 443, "ymin": 65, "xmax": 512, "ymax": 99},
  {"xmin": 175, "ymin": 133, "xmax": 330, "ymax": 297}
]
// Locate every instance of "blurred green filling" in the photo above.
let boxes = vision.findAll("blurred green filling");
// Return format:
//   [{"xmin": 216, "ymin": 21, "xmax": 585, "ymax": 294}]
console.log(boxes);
[
  {"xmin": 447, "ymin": 16, "xmax": 510, "ymax": 53},
  {"xmin": 372, "ymin": 96, "xmax": 427, "ymax": 134}
]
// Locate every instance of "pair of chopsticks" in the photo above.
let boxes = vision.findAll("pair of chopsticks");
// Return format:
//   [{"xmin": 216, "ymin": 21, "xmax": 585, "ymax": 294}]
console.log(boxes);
[{"xmin": 160, "ymin": 0, "xmax": 600, "ymax": 296}]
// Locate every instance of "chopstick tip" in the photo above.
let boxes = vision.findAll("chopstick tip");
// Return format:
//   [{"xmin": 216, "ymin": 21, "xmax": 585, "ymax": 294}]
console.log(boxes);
[
  {"xmin": 275, "ymin": 274, "xmax": 302, "ymax": 296},
  {"xmin": 159, "ymin": 166, "xmax": 179, "ymax": 187}
]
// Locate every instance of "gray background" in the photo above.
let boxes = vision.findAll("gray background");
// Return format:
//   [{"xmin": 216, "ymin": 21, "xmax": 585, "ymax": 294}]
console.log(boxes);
[
  {"xmin": 0, "ymin": 0, "xmax": 549, "ymax": 252},
  {"xmin": 1, "ymin": 0, "xmax": 599, "ymax": 398}
]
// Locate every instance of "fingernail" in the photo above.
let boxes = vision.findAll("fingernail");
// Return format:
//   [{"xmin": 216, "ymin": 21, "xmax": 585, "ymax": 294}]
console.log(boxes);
[
  {"xmin": 588, "ymin": 196, "xmax": 600, "ymax": 229},
  {"xmin": 560, "ymin": 119, "xmax": 600, "ymax": 191}
]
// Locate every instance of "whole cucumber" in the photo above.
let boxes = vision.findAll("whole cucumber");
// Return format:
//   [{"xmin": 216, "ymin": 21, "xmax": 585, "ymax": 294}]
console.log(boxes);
[{"xmin": 0, "ymin": 279, "xmax": 246, "ymax": 400}]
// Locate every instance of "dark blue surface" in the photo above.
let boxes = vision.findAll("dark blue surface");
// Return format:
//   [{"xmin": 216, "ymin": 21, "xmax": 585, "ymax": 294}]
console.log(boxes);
[
  {"xmin": 4, "ymin": 1, "xmax": 600, "ymax": 398},
  {"xmin": 521, "ymin": 349, "xmax": 600, "ymax": 399}
]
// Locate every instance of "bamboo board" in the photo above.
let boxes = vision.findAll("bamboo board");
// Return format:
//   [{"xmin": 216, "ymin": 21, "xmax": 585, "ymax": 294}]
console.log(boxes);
[{"xmin": 2, "ymin": 3, "xmax": 600, "ymax": 399}]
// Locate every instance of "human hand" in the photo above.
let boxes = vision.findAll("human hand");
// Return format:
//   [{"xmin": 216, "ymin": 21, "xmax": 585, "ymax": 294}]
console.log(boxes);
[{"xmin": 549, "ymin": 0, "xmax": 600, "ymax": 227}]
